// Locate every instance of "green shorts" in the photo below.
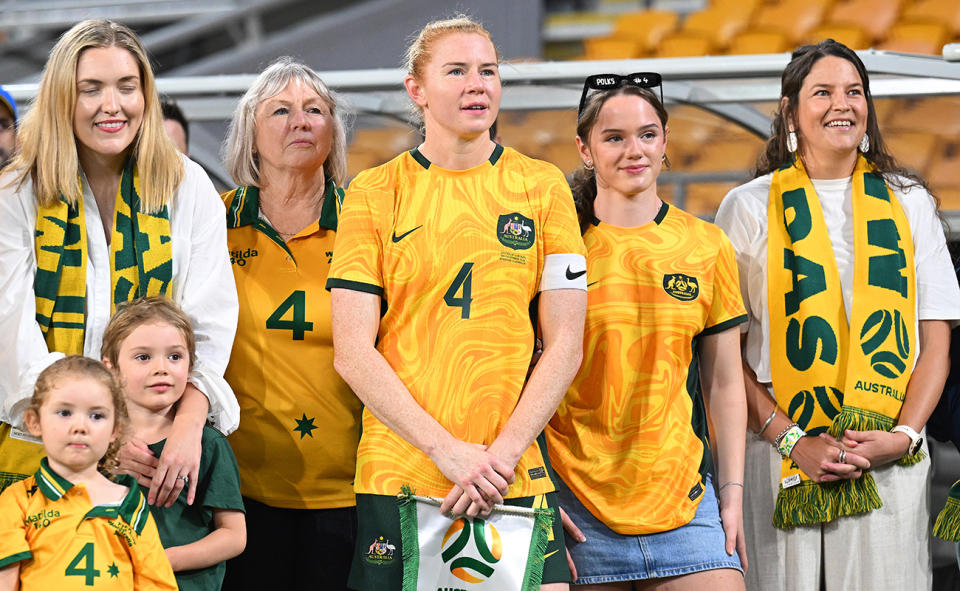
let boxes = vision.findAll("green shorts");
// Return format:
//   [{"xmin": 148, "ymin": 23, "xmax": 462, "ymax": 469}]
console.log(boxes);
[{"xmin": 348, "ymin": 491, "xmax": 571, "ymax": 590}]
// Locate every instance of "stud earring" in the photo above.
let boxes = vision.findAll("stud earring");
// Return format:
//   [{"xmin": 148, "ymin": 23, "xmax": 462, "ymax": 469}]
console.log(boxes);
[
  {"xmin": 584, "ymin": 161, "xmax": 594, "ymax": 170},
  {"xmin": 859, "ymin": 133, "xmax": 870, "ymax": 153},
  {"xmin": 786, "ymin": 130, "xmax": 798, "ymax": 153}
]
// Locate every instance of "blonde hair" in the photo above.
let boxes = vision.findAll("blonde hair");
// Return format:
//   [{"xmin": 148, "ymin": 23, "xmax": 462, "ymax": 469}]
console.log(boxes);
[
  {"xmin": 223, "ymin": 57, "xmax": 349, "ymax": 187},
  {"xmin": 27, "ymin": 356, "xmax": 129, "ymax": 476},
  {"xmin": 10, "ymin": 19, "xmax": 183, "ymax": 212},
  {"xmin": 101, "ymin": 296, "xmax": 196, "ymax": 372}
]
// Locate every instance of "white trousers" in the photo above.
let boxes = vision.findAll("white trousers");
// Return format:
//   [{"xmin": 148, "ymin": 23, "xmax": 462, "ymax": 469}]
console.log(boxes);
[{"xmin": 743, "ymin": 436, "xmax": 931, "ymax": 591}]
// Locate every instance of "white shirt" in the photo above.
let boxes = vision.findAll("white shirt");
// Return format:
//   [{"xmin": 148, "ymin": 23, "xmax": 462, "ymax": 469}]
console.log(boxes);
[
  {"xmin": 715, "ymin": 172, "xmax": 960, "ymax": 385},
  {"xmin": 0, "ymin": 156, "xmax": 240, "ymax": 432}
]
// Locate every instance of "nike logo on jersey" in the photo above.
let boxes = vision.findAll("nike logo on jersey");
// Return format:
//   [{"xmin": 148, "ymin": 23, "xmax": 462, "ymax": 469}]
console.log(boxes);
[
  {"xmin": 392, "ymin": 225, "xmax": 422, "ymax": 243},
  {"xmin": 565, "ymin": 266, "xmax": 586, "ymax": 280}
]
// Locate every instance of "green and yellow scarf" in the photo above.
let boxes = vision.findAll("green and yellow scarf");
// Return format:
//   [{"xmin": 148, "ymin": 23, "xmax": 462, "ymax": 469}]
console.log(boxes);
[
  {"xmin": 34, "ymin": 157, "xmax": 173, "ymax": 355},
  {"xmin": 767, "ymin": 155, "xmax": 918, "ymax": 529}
]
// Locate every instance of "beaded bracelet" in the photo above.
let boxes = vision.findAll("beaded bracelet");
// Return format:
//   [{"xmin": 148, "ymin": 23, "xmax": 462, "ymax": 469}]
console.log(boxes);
[
  {"xmin": 755, "ymin": 407, "xmax": 777, "ymax": 437},
  {"xmin": 776, "ymin": 424, "xmax": 805, "ymax": 459}
]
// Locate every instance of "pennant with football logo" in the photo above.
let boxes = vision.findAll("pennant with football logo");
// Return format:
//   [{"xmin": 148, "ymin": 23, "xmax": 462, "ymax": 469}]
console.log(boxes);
[{"xmin": 397, "ymin": 491, "xmax": 552, "ymax": 591}]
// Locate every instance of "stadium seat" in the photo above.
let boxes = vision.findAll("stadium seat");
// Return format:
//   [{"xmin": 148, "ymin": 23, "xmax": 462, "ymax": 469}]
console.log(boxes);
[
  {"xmin": 883, "ymin": 96, "xmax": 960, "ymax": 137},
  {"xmin": 883, "ymin": 131, "xmax": 938, "ymax": 176},
  {"xmin": 752, "ymin": 0, "xmax": 834, "ymax": 45},
  {"xmin": 583, "ymin": 36, "xmax": 645, "ymax": 59},
  {"xmin": 928, "ymin": 140, "xmax": 960, "ymax": 187},
  {"xmin": 902, "ymin": 0, "xmax": 960, "ymax": 36},
  {"xmin": 609, "ymin": 10, "xmax": 680, "ymax": 53},
  {"xmin": 827, "ymin": 0, "xmax": 903, "ymax": 42},
  {"xmin": 656, "ymin": 31, "xmax": 716, "ymax": 57},
  {"xmin": 680, "ymin": 181, "xmax": 742, "ymax": 217},
  {"xmin": 726, "ymin": 30, "xmax": 792, "ymax": 55},
  {"xmin": 931, "ymin": 185, "xmax": 960, "ymax": 210},
  {"xmin": 878, "ymin": 22, "xmax": 950, "ymax": 54},
  {"xmin": 805, "ymin": 23, "xmax": 870, "ymax": 49},
  {"xmin": 682, "ymin": 7, "xmax": 752, "ymax": 49},
  {"xmin": 682, "ymin": 138, "xmax": 762, "ymax": 173}
]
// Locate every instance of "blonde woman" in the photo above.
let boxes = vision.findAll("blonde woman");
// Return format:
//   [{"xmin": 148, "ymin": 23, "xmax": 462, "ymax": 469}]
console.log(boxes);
[{"xmin": 0, "ymin": 19, "xmax": 238, "ymax": 508}]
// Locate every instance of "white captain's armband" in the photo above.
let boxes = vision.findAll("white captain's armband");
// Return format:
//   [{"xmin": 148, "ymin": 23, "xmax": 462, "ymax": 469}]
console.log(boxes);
[{"xmin": 540, "ymin": 253, "xmax": 588, "ymax": 291}]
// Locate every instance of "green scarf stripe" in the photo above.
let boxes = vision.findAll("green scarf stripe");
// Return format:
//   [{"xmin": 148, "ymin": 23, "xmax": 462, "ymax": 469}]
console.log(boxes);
[{"xmin": 863, "ymin": 172, "xmax": 889, "ymax": 201}]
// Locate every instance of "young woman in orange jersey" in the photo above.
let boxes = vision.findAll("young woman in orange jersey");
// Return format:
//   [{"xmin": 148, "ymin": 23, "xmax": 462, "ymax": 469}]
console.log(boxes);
[
  {"xmin": 328, "ymin": 16, "xmax": 588, "ymax": 591},
  {"xmin": 546, "ymin": 76, "xmax": 748, "ymax": 590}
]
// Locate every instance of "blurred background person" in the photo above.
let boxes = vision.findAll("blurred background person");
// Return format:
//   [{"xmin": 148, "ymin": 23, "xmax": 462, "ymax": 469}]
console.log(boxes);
[
  {"xmin": 161, "ymin": 98, "xmax": 190, "ymax": 155},
  {"xmin": 0, "ymin": 85, "xmax": 17, "ymax": 169}
]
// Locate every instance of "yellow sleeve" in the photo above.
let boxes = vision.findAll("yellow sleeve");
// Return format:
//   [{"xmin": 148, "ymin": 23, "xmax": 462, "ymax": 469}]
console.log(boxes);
[
  {"xmin": 131, "ymin": 513, "xmax": 177, "ymax": 591},
  {"xmin": 326, "ymin": 169, "xmax": 387, "ymax": 295},
  {"xmin": 703, "ymin": 231, "xmax": 748, "ymax": 334},
  {"xmin": 0, "ymin": 484, "xmax": 30, "ymax": 569},
  {"xmin": 538, "ymin": 167, "xmax": 586, "ymax": 258}
]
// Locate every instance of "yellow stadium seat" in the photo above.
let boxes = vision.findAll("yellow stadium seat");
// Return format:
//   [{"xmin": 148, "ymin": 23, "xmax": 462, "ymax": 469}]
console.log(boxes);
[
  {"xmin": 583, "ymin": 36, "xmax": 645, "ymax": 60},
  {"xmin": 656, "ymin": 31, "xmax": 716, "ymax": 57},
  {"xmin": 878, "ymin": 21, "xmax": 950, "ymax": 54},
  {"xmin": 928, "ymin": 141, "xmax": 960, "ymax": 187},
  {"xmin": 827, "ymin": 0, "xmax": 903, "ymax": 42},
  {"xmin": 610, "ymin": 10, "xmax": 680, "ymax": 53},
  {"xmin": 682, "ymin": 138, "xmax": 762, "ymax": 173},
  {"xmin": 710, "ymin": 0, "xmax": 764, "ymax": 16},
  {"xmin": 680, "ymin": 181, "xmax": 742, "ymax": 217},
  {"xmin": 805, "ymin": 23, "xmax": 870, "ymax": 49},
  {"xmin": 682, "ymin": 7, "xmax": 752, "ymax": 49},
  {"xmin": 903, "ymin": 0, "xmax": 960, "ymax": 35},
  {"xmin": 882, "ymin": 96, "xmax": 960, "ymax": 137},
  {"xmin": 752, "ymin": 0, "xmax": 834, "ymax": 44},
  {"xmin": 931, "ymin": 185, "xmax": 960, "ymax": 210},
  {"xmin": 726, "ymin": 30, "xmax": 792, "ymax": 55},
  {"xmin": 883, "ymin": 131, "xmax": 938, "ymax": 176}
]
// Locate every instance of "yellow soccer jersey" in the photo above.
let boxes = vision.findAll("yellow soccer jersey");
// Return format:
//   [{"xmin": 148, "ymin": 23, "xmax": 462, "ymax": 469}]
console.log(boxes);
[
  {"xmin": 0, "ymin": 459, "xmax": 177, "ymax": 590},
  {"xmin": 223, "ymin": 181, "xmax": 361, "ymax": 509},
  {"xmin": 327, "ymin": 145, "xmax": 586, "ymax": 498},
  {"xmin": 546, "ymin": 203, "xmax": 747, "ymax": 535}
]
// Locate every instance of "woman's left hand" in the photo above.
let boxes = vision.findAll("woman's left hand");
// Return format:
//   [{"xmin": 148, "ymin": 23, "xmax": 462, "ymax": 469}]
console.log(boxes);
[
  {"xmin": 839, "ymin": 429, "xmax": 911, "ymax": 469},
  {"xmin": 149, "ymin": 383, "xmax": 207, "ymax": 507},
  {"xmin": 717, "ymin": 483, "xmax": 748, "ymax": 572}
]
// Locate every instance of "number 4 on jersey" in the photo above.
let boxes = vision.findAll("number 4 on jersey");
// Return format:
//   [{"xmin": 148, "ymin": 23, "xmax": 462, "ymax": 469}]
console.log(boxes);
[
  {"xmin": 65, "ymin": 542, "xmax": 100, "ymax": 586},
  {"xmin": 444, "ymin": 262, "xmax": 474, "ymax": 319},
  {"xmin": 266, "ymin": 290, "xmax": 314, "ymax": 340}
]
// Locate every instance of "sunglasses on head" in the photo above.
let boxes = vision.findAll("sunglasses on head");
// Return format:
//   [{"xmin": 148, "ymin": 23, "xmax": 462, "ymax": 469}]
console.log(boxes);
[{"xmin": 578, "ymin": 72, "xmax": 664, "ymax": 116}]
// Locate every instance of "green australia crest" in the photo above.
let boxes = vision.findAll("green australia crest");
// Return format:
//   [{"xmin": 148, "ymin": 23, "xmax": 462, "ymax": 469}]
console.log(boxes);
[
  {"xmin": 663, "ymin": 273, "xmax": 699, "ymax": 301},
  {"xmin": 497, "ymin": 213, "xmax": 535, "ymax": 250}
]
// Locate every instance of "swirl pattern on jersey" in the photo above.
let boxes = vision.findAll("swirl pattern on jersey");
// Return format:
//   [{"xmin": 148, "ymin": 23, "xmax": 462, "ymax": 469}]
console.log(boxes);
[
  {"xmin": 546, "ymin": 204, "xmax": 746, "ymax": 535},
  {"xmin": 329, "ymin": 147, "xmax": 585, "ymax": 498}
]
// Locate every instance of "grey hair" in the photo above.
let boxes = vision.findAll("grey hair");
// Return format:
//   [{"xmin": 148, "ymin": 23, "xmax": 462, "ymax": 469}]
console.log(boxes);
[{"xmin": 223, "ymin": 56, "xmax": 349, "ymax": 187}]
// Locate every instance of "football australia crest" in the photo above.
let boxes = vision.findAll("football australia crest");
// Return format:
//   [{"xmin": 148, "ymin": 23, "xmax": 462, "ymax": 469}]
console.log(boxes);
[
  {"xmin": 497, "ymin": 213, "xmax": 535, "ymax": 250},
  {"xmin": 663, "ymin": 273, "xmax": 699, "ymax": 301}
]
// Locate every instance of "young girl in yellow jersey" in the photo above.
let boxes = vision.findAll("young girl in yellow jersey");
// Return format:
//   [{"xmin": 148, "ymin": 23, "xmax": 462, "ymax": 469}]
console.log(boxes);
[
  {"xmin": 0, "ymin": 356, "xmax": 176, "ymax": 590},
  {"xmin": 328, "ymin": 16, "xmax": 587, "ymax": 591},
  {"xmin": 101, "ymin": 297, "xmax": 245, "ymax": 591},
  {"xmin": 544, "ymin": 76, "xmax": 749, "ymax": 590}
]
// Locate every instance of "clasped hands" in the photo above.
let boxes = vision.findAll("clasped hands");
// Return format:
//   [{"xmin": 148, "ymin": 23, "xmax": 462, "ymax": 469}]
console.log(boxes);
[
  {"xmin": 433, "ymin": 439, "xmax": 517, "ymax": 518},
  {"xmin": 791, "ymin": 429, "xmax": 911, "ymax": 483}
]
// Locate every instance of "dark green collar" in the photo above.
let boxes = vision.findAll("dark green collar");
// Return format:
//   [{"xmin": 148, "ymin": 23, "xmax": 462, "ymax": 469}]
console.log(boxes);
[
  {"xmin": 224, "ymin": 179, "xmax": 342, "ymax": 231},
  {"xmin": 35, "ymin": 458, "xmax": 150, "ymax": 534},
  {"xmin": 409, "ymin": 143, "xmax": 504, "ymax": 171}
]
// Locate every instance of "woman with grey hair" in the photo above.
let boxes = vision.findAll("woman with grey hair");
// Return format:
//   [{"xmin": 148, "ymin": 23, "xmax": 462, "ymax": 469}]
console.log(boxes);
[{"xmin": 219, "ymin": 56, "xmax": 360, "ymax": 590}]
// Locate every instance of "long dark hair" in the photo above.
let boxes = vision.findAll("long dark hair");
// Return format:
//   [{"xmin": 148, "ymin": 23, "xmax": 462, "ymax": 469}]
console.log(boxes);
[
  {"xmin": 756, "ymin": 39, "xmax": 927, "ymax": 195},
  {"xmin": 571, "ymin": 85, "xmax": 669, "ymax": 233}
]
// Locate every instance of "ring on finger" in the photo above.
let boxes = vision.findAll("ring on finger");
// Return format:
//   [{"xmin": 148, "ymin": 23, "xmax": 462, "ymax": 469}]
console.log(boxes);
[
  {"xmin": 838, "ymin": 449, "xmax": 846, "ymax": 464},
  {"xmin": 176, "ymin": 475, "xmax": 189, "ymax": 484}
]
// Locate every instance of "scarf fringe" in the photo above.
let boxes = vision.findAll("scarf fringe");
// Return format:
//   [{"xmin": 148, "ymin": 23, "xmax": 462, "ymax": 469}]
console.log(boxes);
[
  {"xmin": 773, "ymin": 475, "xmax": 882, "ymax": 529},
  {"xmin": 520, "ymin": 508, "xmax": 553, "ymax": 591},
  {"xmin": 934, "ymin": 492, "xmax": 960, "ymax": 541},
  {"xmin": 398, "ymin": 485, "xmax": 419, "ymax": 591},
  {"xmin": 828, "ymin": 406, "xmax": 926, "ymax": 466}
]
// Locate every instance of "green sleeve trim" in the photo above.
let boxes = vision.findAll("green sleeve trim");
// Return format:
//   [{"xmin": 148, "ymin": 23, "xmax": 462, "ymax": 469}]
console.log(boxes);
[
  {"xmin": 0, "ymin": 551, "xmax": 31, "ymax": 569},
  {"xmin": 325, "ymin": 278, "xmax": 384, "ymax": 296},
  {"xmin": 700, "ymin": 314, "xmax": 748, "ymax": 336}
]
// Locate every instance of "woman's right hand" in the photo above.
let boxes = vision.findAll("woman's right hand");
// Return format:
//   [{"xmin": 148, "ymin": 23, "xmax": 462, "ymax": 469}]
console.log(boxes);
[
  {"xmin": 435, "ymin": 440, "xmax": 514, "ymax": 517},
  {"xmin": 116, "ymin": 437, "xmax": 158, "ymax": 487},
  {"xmin": 558, "ymin": 506, "xmax": 584, "ymax": 581},
  {"xmin": 789, "ymin": 433, "xmax": 870, "ymax": 482}
]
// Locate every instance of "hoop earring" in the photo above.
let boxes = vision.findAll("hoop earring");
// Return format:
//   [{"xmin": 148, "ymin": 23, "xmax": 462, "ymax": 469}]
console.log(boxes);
[
  {"xmin": 859, "ymin": 133, "xmax": 870, "ymax": 153},
  {"xmin": 786, "ymin": 130, "xmax": 798, "ymax": 153}
]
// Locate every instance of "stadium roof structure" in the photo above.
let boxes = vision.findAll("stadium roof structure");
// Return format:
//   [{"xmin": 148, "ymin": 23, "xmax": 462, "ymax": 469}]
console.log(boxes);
[{"xmin": 6, "ymin": 49, "xmax": 960, "ymax": 226}]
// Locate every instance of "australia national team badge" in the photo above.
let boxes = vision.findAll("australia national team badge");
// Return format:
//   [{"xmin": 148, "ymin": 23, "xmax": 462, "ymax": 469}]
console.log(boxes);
[
  {"xmin": 364, "ymin": 536, "xmax": 396, "ymax": 566},
  {"xmin": 663, "ymin": 273, "xmax": 699, "ymax": 301},
  {"xmin": 497, "ymin": 213, "xmax": 535, "ymax": 250}
]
